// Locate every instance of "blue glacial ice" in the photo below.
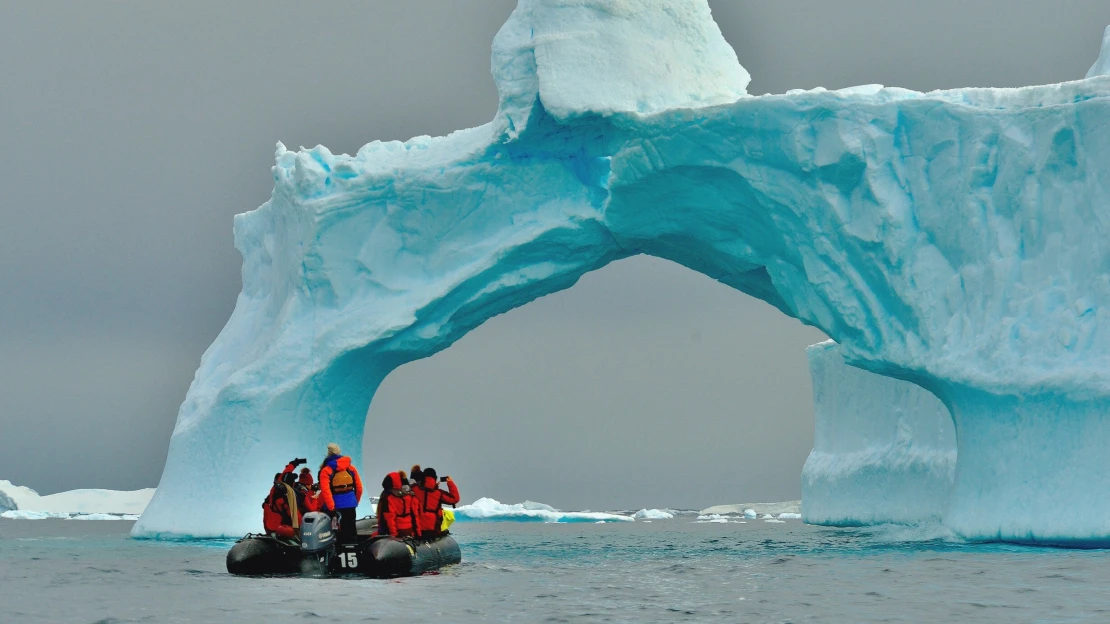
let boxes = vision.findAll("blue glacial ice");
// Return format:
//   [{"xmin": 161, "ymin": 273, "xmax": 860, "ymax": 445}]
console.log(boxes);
[
  {"xmin": 133, "ymin": 0, "xmax": 1110, "ymax": 545},
  {"xmin": 802, "ymin": 341, "xmax": 955, "ymax": 526}
]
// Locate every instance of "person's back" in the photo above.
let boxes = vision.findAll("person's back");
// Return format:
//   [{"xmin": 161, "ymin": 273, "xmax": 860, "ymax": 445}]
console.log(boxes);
[
  {"xmin": 318, "ymin": 443, "xmax": 363, "ymax": 543},
  {"xmin": 262, "ymin": 474, "xmax": 299, "ymax": 540},
  {"xmin": 415, "ymin": 467, "xmax": 460, "ymax": 537},
  {"xmin": 377, "ymin": 472, "xmax": 420, "ymax": 538}
]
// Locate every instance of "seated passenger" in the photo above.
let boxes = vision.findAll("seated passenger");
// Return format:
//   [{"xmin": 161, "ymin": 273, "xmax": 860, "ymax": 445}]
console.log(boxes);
[
  {"xmin": 298, "ymin": 468, "xmax": 321, "ymax": 513},
  {"xmin": 413, "ymin": 467, "xmax": 460, "ymax": 537},
  {"xmin": 377, "ymin": 471, "xmax": 420, "ymax": 538},
  {"xmin": 262, "ymin": 472, "xmax": 300, "ymax": 540}
]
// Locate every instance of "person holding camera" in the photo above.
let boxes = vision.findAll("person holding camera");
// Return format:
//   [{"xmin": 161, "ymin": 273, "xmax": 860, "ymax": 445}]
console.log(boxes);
[
  {"xmin": 261, "ymin": 457, "xmax": 308, "ymax": 540},
  {"xmin": 413, "ymin": 467, "xmax": 459, "ymax": 537},
  {"xmin": 318, "ymin": 443, "xmax": 364, "ymax": 544}
]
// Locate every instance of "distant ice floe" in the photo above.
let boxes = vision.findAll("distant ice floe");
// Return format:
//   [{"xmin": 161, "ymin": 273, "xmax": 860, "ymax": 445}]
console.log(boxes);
[
  {"xmin": 694, "ymin": 502, "xmax": 804, "ymax": 524},
  {"xmin": 0, "ymin": 510, "xmax": 141, "ymax": 521},
  {"xmin": 633, "ymin": 508, "xmax": 676, "ymax": 520},
  {"xmin": 0, "ymin": 480, "xmax": 154, "ymax": 519},
  {"xmin": 454, "ymin": 498, "xmax": 632, "ymax": 523}
]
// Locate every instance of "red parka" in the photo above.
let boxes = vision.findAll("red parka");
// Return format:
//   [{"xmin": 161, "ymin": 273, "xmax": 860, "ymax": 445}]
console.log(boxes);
[
  {"xmin": 377, "ymin": 472, "xmax": 420, "ymax": 538},
  {"xmin": 413, "ymin": 476, "xmax": 460, "ymax": 535},
  {"xmin": 318, "ymin": 455, "xmax": 363, "ymax": 511},
  {"xmin": 262, "ymin": 482, "xmax": 298, "ymax": 539}
]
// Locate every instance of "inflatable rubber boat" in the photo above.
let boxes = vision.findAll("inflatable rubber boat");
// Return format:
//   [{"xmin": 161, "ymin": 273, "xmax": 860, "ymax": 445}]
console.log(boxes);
[{"xmin": 226, "ymin": 512, "xmax": 461, "ymax": 578}]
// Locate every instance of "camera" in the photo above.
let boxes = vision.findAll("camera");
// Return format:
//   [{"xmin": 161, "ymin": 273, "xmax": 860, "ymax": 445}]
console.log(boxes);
[{"xmin": 440, "ymin": 476, "xmax": 449, "ymax": 482}]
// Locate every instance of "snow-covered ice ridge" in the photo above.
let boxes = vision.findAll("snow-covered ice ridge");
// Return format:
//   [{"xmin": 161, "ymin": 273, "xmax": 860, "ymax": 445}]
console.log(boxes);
[
  {"xmin": 135, "ymin": 0, "xmax": 1110, "ymax": 544},
  {"xmin": 802, "ymin": 341, "xmax": 955, "ymax": 526},
  {"xmin": 0, "ymin": 480, "xmax": 153, "ymax": 519}
]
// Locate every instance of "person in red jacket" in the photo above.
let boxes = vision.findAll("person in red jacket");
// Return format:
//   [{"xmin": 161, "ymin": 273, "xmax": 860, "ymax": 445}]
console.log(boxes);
[
  {"xmin": 413, "ymin": 467, "xmax": 460, "ymax": 537},
  {"xmin": 376, "ymin": 471, "xmax": 420, "ymax": 538},
  {"xmin": 298, "ymin": 468, "xmax": 321, "ymax": 513},
  {"xmin": 262, "ymin": 471, "xmax": 300, "ymax": 540},
  {"xmin": 318, "ymin": 443, "xmax": 363, "ymax": 544}
]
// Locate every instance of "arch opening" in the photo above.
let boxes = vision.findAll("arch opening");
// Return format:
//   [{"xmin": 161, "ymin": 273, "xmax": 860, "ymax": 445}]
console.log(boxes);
[{"xmin": 364, "ymin": 255, "xmax": 828, "ymax": 512}]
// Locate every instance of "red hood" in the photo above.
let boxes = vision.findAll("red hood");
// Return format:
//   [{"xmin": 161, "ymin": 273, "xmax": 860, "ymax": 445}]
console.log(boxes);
[
  {"xmin": 388, "ymin": 471, "xmax": 402, "ymax": 490},
  {"xmin": 423, "ymin": 476, "xmax": 437, "ymax": 489}
]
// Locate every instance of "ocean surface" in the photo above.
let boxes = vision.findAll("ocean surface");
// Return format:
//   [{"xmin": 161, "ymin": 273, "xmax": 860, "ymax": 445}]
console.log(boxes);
[{"xmin": 3, "ymin": 517, "xmax": 1109, "ymax": 623}]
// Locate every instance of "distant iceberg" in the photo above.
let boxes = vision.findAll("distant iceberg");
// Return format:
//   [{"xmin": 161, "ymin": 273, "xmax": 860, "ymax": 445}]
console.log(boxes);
[
  {"xmin": 0, "ymin": 480, "xmax": 153, "ymax": 518},
  {"xmin": 454, "ymin": 498, "xmax": 632, "ymax": 523}
]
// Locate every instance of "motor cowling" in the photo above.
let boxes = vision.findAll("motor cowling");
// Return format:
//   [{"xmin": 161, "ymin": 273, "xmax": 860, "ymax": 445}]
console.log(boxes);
[{"xmin": 300, "ymin": 512, "xmax": 336, "ymax": 553}]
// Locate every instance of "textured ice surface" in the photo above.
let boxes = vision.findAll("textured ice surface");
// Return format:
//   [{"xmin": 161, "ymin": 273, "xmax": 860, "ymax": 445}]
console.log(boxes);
[
  {"xmin": 455, "ymin": 498, "xmax": 632, "ymax": 523},
  {"xmin": 0, "ymin": 480, "xmax": 153, "ymax": 516},
  {"xmin": 133, "ymin": 0, "xmax": 1110, "ymax": 544},
  {"xmin": 802, "ymin": 341, "xmax": 955, "ymax": 526}
]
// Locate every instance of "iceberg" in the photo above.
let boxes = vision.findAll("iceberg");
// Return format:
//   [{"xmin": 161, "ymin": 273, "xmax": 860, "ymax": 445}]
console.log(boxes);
[
  {"xmin": 454, "ymin": 498, "xmax": 632, "ymax": 523},
  {"xmin": 133, "ymin": 0, "xmax": 1110, "ymax": 545},
  {"xmin": 802, "ymin": 341, "xmax": 955, "ymax": 526},
  {"xmin": 0, "ymin": 480, "xmax": 154, "ymax": 517}
]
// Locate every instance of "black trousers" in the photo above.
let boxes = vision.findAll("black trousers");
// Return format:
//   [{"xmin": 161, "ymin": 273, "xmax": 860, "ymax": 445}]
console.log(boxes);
[{"xmin": 337, "ymin": 507, "xmax": 357, "ymax": 544}]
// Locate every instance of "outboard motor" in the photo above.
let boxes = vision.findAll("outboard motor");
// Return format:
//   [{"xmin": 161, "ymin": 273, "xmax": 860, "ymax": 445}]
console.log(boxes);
[{"xmin": 299, "ymin": 511, "xmax": 337, "ymax": 574}]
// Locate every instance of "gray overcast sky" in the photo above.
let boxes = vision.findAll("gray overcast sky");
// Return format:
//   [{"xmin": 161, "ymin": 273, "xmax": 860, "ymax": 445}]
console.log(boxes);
[{"xmin": 2, "ymin": 2, "xmax": 1107, "ymax": 510}]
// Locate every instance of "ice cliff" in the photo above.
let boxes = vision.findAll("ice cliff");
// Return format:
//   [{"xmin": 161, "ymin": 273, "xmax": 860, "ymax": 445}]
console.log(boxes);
[
  {"xmin": 802, "ymin": 341, "xmax": 955, "ymax": 526},
  {"xmin": 135, "ymin": 0, "xmax": 1110, "ymax": 545}
]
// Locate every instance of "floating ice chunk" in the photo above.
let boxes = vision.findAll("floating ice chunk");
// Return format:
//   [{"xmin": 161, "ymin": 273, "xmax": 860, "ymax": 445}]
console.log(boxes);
[
  {"xmin": 454, "ymin": 498, "xmax": 632, "ymax": 523},
  {"xmin": 764, "ymin": 519, "xmax": 786, "ymax": 523},
  {"xmin": 744, "ymin": 510, "xmax": 757, "ymax": 519},
  {"xmin": 633, "ymin": 508, "xmax": 676, "ymax": 520},
  {"xmin": 777, "ymin": 513, "xmax": 802, "ymax": 520}
]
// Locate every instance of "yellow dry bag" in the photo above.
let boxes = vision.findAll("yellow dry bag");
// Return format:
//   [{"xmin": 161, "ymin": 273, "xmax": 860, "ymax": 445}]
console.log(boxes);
[{"xmin": 440, "ymin": 508, "xmax": 455, "ymax": 532}]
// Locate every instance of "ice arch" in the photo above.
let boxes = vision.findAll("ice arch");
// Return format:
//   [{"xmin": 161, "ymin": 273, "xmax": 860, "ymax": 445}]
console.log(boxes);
[{"xmin": 136, "ymin": 1, "xmax": 1110, "ymax": 543}]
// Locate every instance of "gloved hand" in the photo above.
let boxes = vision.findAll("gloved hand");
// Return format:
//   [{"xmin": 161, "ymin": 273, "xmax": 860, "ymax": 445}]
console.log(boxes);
[{"xmin": 290, "ymin": 458, "xmax": 307, "ymax": 467}]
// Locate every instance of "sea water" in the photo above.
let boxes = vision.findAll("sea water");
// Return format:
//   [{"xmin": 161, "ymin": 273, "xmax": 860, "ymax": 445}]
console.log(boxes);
[{"xmin": 3, "ymin": 518, "xmax": 1109, "ymax": 623}]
